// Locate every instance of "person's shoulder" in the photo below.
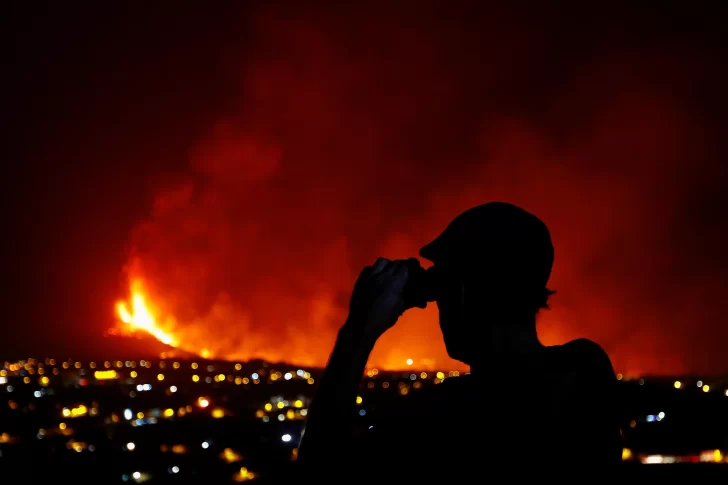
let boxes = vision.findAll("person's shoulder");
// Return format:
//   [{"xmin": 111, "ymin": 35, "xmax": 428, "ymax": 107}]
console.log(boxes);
[
  {"xmin": 370, "ymin": 374, "xmax": 474, "ymax": 422},
  {"xmin": 555, "ymin": 338, "xmax": 615, "ymax": 379},
  {"xmin": 418, "ymin": 373, "xmax": 477, "ymax": 405},
  {"xmin": 560, "ymin": 337, "xmax": 607, "ymax": 355},
  {"xmin": 440, "ymin": 373, "xmax": 478, "ymax": 396},
  {"xmin": 407, "ymin": 373, "xmax": 474, "ymax": 405},
  {"xmin": 368, "ymin": 375, "xmax": 476, "ymax": 443},
  {"xmin": 550, "ymin": 338, "xmax": 616, "ymax": 386}
]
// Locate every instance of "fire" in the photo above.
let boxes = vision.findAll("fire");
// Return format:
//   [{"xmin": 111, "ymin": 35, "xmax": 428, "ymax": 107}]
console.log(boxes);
[
  {"xmin": 112, "ymin": 278, "xmax": 467, "ymax": 371},
  {"xmin": 116, "ymin": 281, "xmax": 178, "ymax": 347}
]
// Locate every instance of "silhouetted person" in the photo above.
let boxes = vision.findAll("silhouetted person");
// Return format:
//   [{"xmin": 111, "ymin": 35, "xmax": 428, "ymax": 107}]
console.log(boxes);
[{"xmin": 298, "ymin": 202, "xmax": 622, "ymax": 481}]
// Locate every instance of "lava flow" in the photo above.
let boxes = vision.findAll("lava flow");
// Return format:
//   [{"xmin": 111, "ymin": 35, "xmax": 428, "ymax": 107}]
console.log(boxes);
[{"xmin": 115, "ymin": 280, "xmax": 178, "ymax": 348}]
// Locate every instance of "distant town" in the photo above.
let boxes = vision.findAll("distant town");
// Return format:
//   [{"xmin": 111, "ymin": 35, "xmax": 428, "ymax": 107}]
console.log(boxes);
[{"xmin": 0, "ymin": 356, "xmax": 726, "ymax": 483}]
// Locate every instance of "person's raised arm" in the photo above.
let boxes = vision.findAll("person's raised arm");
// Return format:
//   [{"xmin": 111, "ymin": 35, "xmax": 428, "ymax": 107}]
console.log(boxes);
[{"xmin": 297, "ymin": 258, "xmax": 412, "ymax": 471}]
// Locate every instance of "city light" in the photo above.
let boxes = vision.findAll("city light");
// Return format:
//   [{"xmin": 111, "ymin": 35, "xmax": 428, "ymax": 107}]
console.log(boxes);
[
  {"xmin": 0, "ymin": 354, "xmax": 725, "ymax": 482},
  {"xmin": 94, "ymin": 370, "xmax": 118, "ymax": 380}
]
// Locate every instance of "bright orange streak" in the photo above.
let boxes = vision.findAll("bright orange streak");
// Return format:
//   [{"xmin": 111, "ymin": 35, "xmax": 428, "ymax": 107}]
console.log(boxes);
[{"xmin": 116, "ymin": 281, "xmax": 178, "ymax": 347}]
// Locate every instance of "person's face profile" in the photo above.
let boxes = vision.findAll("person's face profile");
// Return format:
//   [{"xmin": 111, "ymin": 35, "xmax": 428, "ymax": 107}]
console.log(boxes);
[{"xmin": 432, "ymin": 263, "xmax": 473, "ymax": 362}]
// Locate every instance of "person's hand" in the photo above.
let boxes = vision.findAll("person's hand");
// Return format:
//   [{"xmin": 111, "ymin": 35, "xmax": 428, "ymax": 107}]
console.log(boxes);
[{"xmin": 343, "ymin": 258, "xmax": 411, "ymax": 343}]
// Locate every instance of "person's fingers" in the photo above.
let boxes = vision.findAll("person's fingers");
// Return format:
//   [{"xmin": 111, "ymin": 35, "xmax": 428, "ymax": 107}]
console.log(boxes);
[
  {"xmin": 358, "ymin": 265, "xmax": 372, "ymax": 280},
  {"xmin": 370, "ymin": 257, "xmax": 390, "ymax": 276},
  {"xmin": 403, "ymin": 258, "xmax": 423, "ymax": 280},
  {"xmin": 375, "ymin": 260, "xmax": 408, "ymax": 290},
  {"xmin": 353, "ymin": 265, "xmax": 373, "ymax": 292},
  {"xmin": 390, "ymin": 262, "xmax": 409, "ymax": 290},
  {"xmin": 381, "ymin": 260, "xmax": 401, "ymax": 276}
]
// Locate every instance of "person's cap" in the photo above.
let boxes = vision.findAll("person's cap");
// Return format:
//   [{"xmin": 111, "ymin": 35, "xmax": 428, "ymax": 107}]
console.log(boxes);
[{"xmin": 420, "ymin": 202, "xmax": 554, "ymax": 288}]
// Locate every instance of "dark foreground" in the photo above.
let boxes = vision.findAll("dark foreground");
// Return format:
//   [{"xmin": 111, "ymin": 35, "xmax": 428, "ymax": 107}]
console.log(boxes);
[{"xmin": 0, "ymin": 357, "xmax": 726, "ymax": 483}]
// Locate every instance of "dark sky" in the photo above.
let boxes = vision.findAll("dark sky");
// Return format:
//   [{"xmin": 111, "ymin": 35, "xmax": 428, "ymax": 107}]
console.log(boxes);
[{"xmin": 3, "ymin": 2, "xmax": 728, "ymax": 375}]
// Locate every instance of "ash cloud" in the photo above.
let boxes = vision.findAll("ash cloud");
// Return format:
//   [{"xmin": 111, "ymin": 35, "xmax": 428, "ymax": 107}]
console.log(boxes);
[{"xmin": 124, "ymin": 4, "xmax": 728, "ymax": 374}]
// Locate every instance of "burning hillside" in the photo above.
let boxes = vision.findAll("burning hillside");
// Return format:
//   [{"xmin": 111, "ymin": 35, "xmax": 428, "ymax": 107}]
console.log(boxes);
[{"xmin": 109, "ymin": 4, "xmax": 727, "ymax": 376}]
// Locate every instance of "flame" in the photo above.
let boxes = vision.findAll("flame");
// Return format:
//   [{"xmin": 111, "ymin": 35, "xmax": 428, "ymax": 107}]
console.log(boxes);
[
  {"xmin": 116, "ymin": 280, "xmax": 179, "ymax": 347},
  {"xmin": 113, "ymin": 277, "xmax": 467, "ymax": 371}
]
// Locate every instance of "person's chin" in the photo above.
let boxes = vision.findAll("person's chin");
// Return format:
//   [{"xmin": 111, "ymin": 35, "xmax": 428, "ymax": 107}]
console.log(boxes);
[
  {"xmin": 444, "ymin": 340, "xmax": 472, "ymax": 366},
  {"xmin": 448, "ymin": 354, "xmax": 472, "ymax": 367}
]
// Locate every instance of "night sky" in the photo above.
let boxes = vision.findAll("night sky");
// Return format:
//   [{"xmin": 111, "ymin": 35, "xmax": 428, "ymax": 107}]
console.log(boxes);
[{"xmin": 4, "ymin": 2, "xmax": 728, "ymax": 375}]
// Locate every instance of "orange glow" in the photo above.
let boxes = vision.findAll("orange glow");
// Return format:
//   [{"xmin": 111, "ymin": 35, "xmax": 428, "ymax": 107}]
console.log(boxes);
[{"xmin": 113, "ymin": 275, "xmax": 467, "ymax": 370}]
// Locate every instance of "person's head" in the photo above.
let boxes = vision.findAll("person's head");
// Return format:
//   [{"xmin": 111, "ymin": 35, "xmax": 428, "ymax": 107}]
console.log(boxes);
[{"xmin": 420, "ymin": 202, "xmax": 554, "ymax": 365}]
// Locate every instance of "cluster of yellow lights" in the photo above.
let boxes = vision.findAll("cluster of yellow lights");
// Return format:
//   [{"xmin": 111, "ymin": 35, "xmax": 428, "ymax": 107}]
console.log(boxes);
[
  {"xmin": 257, "ymin": 398, "xmax": 309, "ymax": 422},
  {"xmin": 673, "ymin": 380, "xmax": 716, "ymax": 393},
  {"xmin": 234, "ymin": 467, "xmax": 256, "ymax": 482},
  {"xmin": 7, "ymin": 359, "xmax": 728, "ymax": 400},
  {"xmin": 2, "ymin": 356, "xmax": 727, "ymax": 406},
  {"xmin": 62, "ymin": 405, "xmax": 89, "ymax": 418}
]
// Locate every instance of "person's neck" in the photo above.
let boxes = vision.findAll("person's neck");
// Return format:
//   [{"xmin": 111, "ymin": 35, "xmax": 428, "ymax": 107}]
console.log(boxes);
[{"xmin": 470, "ymin": 313, "xmax": 543, "ymax": 375}]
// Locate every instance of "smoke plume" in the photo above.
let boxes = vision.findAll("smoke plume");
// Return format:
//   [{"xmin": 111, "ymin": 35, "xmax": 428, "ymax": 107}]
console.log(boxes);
[{"xmin": 122, "ymin": 4, "xmax": 728, "ymax": 374}]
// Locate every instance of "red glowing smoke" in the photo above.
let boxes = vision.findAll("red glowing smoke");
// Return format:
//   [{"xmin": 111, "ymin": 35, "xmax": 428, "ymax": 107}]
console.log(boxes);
[{"xmin": 118, "ymin": 4, "xmax": 727, "ymax": 375}]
